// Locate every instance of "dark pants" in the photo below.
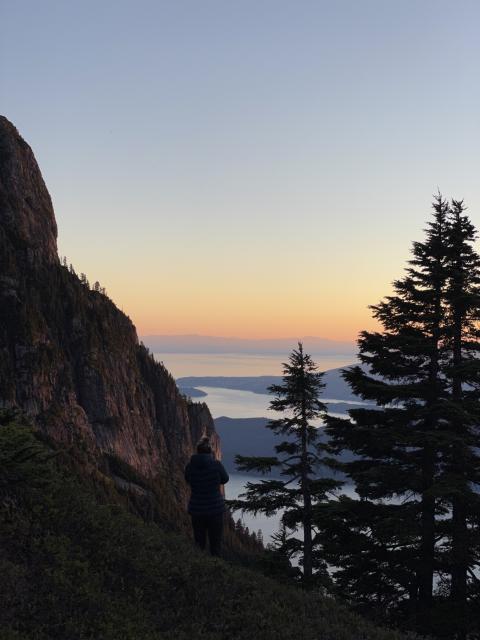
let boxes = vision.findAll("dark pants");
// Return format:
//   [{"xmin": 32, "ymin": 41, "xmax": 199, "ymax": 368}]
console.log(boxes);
[{"xmin": 191, "ymin": 513, "xmax": 224, "ymax": 556}]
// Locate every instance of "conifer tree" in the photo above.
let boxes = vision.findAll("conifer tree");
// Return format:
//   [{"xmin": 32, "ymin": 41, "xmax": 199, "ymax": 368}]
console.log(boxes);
[
  {"xmin": 441, "ymin": 200, "xmax": 480, "ymax": 639},
  {"xmin": 321, "ymin": 196, "xmax": 449, "ymax": 630},
  {"xmin": 321, "ymin": 196, "xmax": 480, "ymax": 637},
  {"xmin": 231, "ymin": 343, "xmax": 340, "ymax": 586},
  {"xmin": 269, "ymin": 521, "xmax": 289, "ymax": 554}
]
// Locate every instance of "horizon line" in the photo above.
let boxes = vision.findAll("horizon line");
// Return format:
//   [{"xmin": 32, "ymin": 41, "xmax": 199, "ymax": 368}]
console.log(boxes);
[{"xmin": 140, "ymin": 333, "xmax": 355, "ymax": 343}]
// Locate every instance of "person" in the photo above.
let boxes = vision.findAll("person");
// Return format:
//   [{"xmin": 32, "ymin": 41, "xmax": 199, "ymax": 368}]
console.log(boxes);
[{"xmin": 185, "ymin": 435, "xmax": 229, "ymax": 556}]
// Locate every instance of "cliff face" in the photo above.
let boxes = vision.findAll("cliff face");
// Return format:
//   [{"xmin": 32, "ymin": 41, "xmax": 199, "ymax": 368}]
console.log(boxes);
[
  {"xmin": 0, "ymin": 116, "xmax": 219, "ymax": 502},
  {"xmin": 0, "ymin": 118, "xmax": 58, "ymax": 265}
]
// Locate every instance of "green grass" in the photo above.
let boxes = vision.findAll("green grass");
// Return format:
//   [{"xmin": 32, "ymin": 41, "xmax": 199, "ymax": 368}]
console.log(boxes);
[{"xmin": 0, "ymin": 416, "xmax": 418, "ymax": 640}]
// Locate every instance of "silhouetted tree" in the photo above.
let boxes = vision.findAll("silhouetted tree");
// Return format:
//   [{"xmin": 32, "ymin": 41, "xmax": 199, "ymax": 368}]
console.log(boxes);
[
  {"xmin": 231, "ymin": 343, "xmax": 340, "ymax": 587},
  {"xmin": 441, "ymin": 200, "xmax": 480, "ymax": 639},
  {"xmin": 322, "ymin": 196, "xmax": 480, "ymax": 638}
]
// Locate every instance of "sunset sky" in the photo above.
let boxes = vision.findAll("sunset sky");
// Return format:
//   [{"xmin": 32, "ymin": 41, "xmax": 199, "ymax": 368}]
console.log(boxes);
[{"xmin": 2, "ymin": 1, "xmax": 479, "ymax": 341}]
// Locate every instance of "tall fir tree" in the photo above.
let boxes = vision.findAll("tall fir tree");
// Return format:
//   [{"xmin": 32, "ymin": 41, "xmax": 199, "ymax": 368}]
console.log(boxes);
[
  {"xmin": 441, "ymin": 200, "xmax": 480, "ymax": 640},
  {"xmin": 321, "ymin": 196, "xmax": 455, "ymax": 634},
  {"xmin": 321, "ymin": 196, "xmax": 480, "ymax": 637},
  {"xmin": 230, "ymin": 343, "xmax": 341, "ymax": 586}
]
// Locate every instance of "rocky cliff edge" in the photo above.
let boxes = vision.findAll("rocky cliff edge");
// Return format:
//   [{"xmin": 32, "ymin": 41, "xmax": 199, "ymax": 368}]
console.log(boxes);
[{"xmin": 0, "ymin": 116, "xmax": 219, "ymax": 506}]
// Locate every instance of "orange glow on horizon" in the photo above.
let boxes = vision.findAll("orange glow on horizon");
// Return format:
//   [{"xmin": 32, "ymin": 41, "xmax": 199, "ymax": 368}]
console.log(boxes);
[
  {"xmin": 98, "ymin": 267, "xmax": 388, "ymax": 343},
  {"xmin": 65, "ymin": 221, "xmax": 396, "ymax": 345},
  {"xmin": 118, "ymin": 297, "xmax": 381, "ymax": 342}
]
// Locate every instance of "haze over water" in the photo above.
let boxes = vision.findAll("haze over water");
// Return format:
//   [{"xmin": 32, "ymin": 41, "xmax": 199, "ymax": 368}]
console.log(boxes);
[{"xmin": 156, "ymin": 352, "xmax": 356, "ymax": 378}]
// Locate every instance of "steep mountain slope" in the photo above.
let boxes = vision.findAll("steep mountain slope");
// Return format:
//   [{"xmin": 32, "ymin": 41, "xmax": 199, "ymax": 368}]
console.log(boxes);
[{"xmin": 0, "ymin": 115, "xmax": 218, "ymax": 508}]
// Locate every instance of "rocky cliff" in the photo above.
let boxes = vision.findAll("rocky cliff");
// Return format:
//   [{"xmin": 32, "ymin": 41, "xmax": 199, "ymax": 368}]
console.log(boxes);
[{"xmin": 0, "ymin": 116, "xmax": 219, "ymax": 506}]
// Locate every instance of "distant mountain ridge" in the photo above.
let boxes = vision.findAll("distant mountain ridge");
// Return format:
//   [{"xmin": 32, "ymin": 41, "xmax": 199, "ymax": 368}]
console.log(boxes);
[{"xmin": 142, "ymin": 334, "xmax": 355, "ymax": 355}]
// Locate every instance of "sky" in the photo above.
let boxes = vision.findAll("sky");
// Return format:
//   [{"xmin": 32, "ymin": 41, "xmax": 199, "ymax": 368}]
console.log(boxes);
[{"xmin": 1, "ymin": 1, "xmax": 479, "ymax": 341}]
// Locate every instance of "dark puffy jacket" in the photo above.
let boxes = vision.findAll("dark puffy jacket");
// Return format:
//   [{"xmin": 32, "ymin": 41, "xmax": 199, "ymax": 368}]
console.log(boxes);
[{"xmin": 185, "ymin": 454, "xmax": 229, "ymax": 516}]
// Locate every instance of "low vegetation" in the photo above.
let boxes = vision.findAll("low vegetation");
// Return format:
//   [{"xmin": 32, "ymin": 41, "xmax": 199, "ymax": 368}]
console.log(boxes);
[{"xmin": 0, "ymin": 413, "xmax": 416, "ymax": 640}]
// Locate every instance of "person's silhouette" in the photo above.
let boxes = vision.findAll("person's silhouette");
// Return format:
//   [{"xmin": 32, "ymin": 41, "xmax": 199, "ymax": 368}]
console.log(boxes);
[{"xmin": 185, "ymin": 436, "xmax": 229, "ymax": 556}]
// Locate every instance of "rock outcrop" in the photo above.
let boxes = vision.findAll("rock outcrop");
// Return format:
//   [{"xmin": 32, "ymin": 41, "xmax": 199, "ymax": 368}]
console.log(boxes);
[
  {"xmin": 0, "ymin": 117, "xmax": 58, "ymax": 265},
  {"xmin": 0, "ymin": 116, "xmax": 219, "ymax": 505}
]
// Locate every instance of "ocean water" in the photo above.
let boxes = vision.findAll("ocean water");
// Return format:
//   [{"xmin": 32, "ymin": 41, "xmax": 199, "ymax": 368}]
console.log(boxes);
[
  {"xmin": 194, "ymin": 386, "xmax": 274, "ymax": 419},
  {"xmin": 192, "ymin": 386, "xmax": 347, "ymax": 422}
]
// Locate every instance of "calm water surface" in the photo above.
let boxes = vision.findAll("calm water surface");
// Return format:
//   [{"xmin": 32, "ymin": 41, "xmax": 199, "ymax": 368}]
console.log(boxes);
[
  {"xmin": 195, "ymin": 387, "xmax": 274, "ymax": 419},
  {"xmin": 194, "ymin": 387, "xmax": 346, "ymax": 422}
]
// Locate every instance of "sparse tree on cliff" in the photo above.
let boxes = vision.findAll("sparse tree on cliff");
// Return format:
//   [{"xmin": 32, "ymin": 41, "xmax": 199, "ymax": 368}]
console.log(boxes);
[{"xmin": 230, "ymin": 343, "xmax": 341, "ymax": 587}]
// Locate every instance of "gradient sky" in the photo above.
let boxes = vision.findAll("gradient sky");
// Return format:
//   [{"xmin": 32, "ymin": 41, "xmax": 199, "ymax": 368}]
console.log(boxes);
[{"xmin": 1, "ymin": 1, "xmax": 479, "ymax": 341}]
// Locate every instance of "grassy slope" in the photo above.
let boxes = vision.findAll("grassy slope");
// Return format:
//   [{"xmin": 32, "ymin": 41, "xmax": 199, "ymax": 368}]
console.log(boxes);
[{"xmin": 0, "ymin": 419, "xmax": 417, "ymax": 640}]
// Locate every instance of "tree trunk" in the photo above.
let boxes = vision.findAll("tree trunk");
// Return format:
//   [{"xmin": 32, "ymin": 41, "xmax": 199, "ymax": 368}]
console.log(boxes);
[
  {"xmin": 301, "ymin": 461, "xmax": 313, "ymax": 582},
  {"xmin": 300, "ymin": 346, "xmax": 313, "ymax": 585},
  {"xmin": 451, "ymin": 495, "xmax": 467, "ymax": 640},
  {"xmin": 302, "ymin": 462, "xmax": 313, "ymax": 584},
  {"xmin": 450, "ymin": 307, "xmax": 467, "ymax": 640},
  {"xmin": 417, "ymin": 446, "xmax": 435, "ymax": 635},
  {"xmin": 417, "ymin": 309, "xmax": 441, "ymax": 636}
]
